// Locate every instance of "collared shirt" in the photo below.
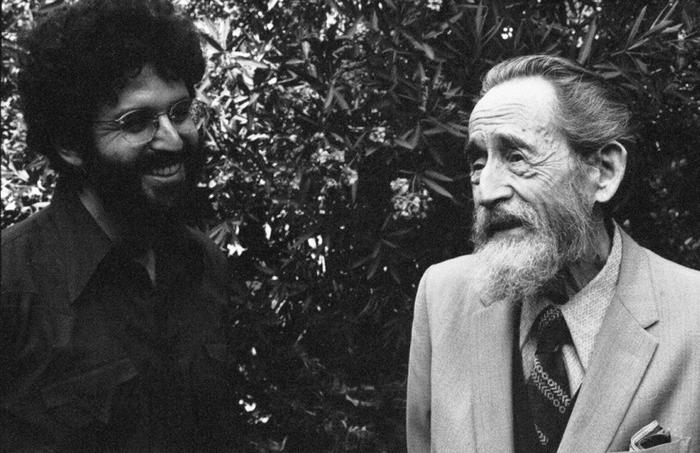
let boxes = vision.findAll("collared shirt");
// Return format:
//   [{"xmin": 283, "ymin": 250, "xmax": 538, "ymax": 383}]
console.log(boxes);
[
  {"xmin": 519, "ymin": 224, "xmax": 623, "ymax": 395},
  {"xmin": 1, "ymin": 181, "xmax": 237, "ymax": 451}
]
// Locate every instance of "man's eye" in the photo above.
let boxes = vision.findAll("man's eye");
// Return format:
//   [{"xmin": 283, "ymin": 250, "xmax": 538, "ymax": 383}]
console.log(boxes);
[
  {"xmin": 119, "ymin": 111, "xmax": 152, "ymax": 133},
  {"xmin": 470, "ymin": 159, "xmax": 485, "ymax": 172},
  {"xmin": 169, "ymin": 101, "xmax": 192, "ymax": 123},
  {"xmin": 507, "ymin": 152, "xmax": 525, "ymax": 164}
]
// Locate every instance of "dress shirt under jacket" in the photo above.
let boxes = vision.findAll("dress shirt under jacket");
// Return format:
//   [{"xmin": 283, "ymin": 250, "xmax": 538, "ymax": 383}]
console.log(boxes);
[{"xmin": 519, "ymin": 224, "xmax": 623, "ymax": 395}]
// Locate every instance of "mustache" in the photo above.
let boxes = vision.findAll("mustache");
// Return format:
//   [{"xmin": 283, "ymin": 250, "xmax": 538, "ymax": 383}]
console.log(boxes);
[
  {"xmin": 136, "ymin": 145, "xmax": 199, "ymax": 172},
  {"xmin": 474, "ymin": 203, "xmax": 539, "ymax": 239},
  {"xmin": 485, "ymin": 208, "xmax": 533, "ymax": 235}
]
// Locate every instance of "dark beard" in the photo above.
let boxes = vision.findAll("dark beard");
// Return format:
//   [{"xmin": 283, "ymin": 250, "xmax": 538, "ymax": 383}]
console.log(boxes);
[
  {"xmin": 469, "ymin": 167, "xmax": 599, "ymax": 305},
  {"xmin": 83, "ymin": 139, "xmax": 206, "ymax": 245}
]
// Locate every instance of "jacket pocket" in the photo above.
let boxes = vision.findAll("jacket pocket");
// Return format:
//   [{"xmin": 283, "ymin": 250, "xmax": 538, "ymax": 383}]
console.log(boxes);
[
  {"xmin": 609, "ymin": 436, "xmax": 691, "ymax": 453},
  {"xmin": 40, "ymin": 358, "xmax": 138, "ymax": 428}
]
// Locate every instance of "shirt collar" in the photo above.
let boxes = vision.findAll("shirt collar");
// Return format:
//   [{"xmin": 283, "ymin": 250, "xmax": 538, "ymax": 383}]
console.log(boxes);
[
  {"xmin": 49, "ymin": 181, "xmax": 115, "ymax": 303},
  {"xmin": 50, "ymin": 180, "xmax": 206, "ymax": 303},
  {"xmin": 520, "ymin": 222, "xmax": 623, "ymax": 370}
]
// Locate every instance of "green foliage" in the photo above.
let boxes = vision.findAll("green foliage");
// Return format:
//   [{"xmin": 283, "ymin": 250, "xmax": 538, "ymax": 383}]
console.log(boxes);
[{"xmin": 2, "ymin": 0, "xmax": 699, "ymax": 451}]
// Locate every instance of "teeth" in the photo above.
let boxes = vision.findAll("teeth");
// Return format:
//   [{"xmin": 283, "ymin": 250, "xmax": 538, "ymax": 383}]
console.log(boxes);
[{"xmin": 150, "ymin": 162, "xmax": 182, "ymax": 177}]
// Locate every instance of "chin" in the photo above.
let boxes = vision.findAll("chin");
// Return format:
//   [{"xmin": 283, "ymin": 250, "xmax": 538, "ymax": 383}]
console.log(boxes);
[
  {"xmin": 141, "ymin": 175, "xmax": 188, "ymax": 205},
  {"xmin": 471, "ymin": 231, "xmax": 562, "ymax": 305}
]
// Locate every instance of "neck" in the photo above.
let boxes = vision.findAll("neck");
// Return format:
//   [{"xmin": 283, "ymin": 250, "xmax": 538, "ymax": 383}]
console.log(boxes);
[
  {"xmin": 562, "ymin": 218, "xmax": 612, "ymax": 297},
  {"xmin": 78, "ymin": 184, "xmax": 163, "ymax": 252},
  {"xmin": 79, "ymin": 185, "xmax": 158, "ymax": 283}
]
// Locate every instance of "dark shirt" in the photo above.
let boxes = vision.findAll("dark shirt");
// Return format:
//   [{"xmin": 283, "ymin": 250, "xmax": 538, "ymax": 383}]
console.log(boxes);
[{"xmin": 1, "ymin": 183, "xmax": 236, "ymax": 451}]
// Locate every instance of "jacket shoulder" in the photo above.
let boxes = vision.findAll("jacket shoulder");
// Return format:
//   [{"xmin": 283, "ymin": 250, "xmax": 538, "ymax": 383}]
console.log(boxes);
[
  {"xmin": 424, "ymin": 254, "xmax": 480, "ymax": 284},
  {"xmin": 420, "ymin": 254, "xmax": 482, "ymax": 310},
  {"xmin": 2, "ymin": 208, "xmax": 55, "ymax": 292},
  {"xmin": 643, "ymin": 248, "xmax": 700, "ymax": 319},
  {"xmin": 644, "ymin": 248, "xmax": 700, "ymax": 286},
  {"xmin": 2, "ymin": 207, "xmax": 51, "ymax": 247}
]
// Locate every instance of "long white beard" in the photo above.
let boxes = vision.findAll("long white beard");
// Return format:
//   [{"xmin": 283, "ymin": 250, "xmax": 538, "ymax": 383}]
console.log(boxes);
[
  {"xmin": 470, "ymin": 227, "xmax": 562, "ymax": 305},
  {"xmin": 470, "ymin": 172, "xmax": 598, "ymax": 305}
]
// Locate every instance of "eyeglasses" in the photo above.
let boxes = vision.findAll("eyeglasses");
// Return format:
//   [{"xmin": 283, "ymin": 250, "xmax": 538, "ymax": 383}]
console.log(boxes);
[{"xmin": 93, "ymin": 98, "xmax": 209, "ymax": 145}]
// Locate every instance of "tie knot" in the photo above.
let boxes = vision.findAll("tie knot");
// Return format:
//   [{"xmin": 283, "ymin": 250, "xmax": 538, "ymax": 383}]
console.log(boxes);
[{"xmin": 535, "ymin": 305, "xmax": 571, "ymax": 353}]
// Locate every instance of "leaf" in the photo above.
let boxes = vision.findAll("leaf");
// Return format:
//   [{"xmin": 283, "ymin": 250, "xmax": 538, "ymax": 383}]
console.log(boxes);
[
  {"xmin": 423, "ymin": 127, "xmax": 446, "ymax": 136},
  {"xmin": 626, "ymin": 6, "xmax": 647, "ymax": 49},
  {"xmin": 370, "ymin": 10, "xmax": 379, "ymax": 31},
  {"xmin": 577, "ymin": 17, "xmax": 597, "ymax": 65},
  {"xmin": 424, "ymin": 170, "xmax": 453, "ymax": 182},
  {"xmin": 661, "ymin": 23, "xmax": 683, "ymax": 34},
  {"xmin": 421, "ymin": 177, "xmax": 454, "ymax": 200},
  {"xmin": 394, "ymin": 138, "xmax": 414, "ymax": 150},
  {"xmin": 333, "ymin": 90, "xmax": 350, "ymax": 111},
  {"xmin": 422, "ymin": 118, "xmax": 467, "ymax": 138},
  {"xmin": 650, "ymin": 1, "xmax": 678, "ymax": 29},
  {"xmin": 407, "ymin": 125, "xmax": 421, "ymax": 149},
  {"xmin": 428, "ymin": 146, "xmax": 445, "ymax": 166},
  {"xmin": 199, "ymin": 31, "xmax": 224, "ymax": 53},
  {"xmin": 284, "ymin": 59, "xmax": 305, "ymax": 66},
  {"xmin": 473, "ymin": 2, "xmax": 487, "ymax": 44},
  {"xmin": 292, "ymin": 232, "xmax": 315, "ymax": 249},
  {"xmin": 386, "ymin": 227, "xmax": 414, "ymax": 238},
  {"xmin": 632, "ymin": 57, "xmax": 649, "ymax": 75},
  {"xmin": 394, "ymin": 126, "xmax": 421, "ymax": 150},
  {"xmin": 366, "ymin": 256, "xmax": 381, "ymax": 280},
  {"xmin": 389, "ymin": 266, "xmax": 401, "ymax": 284},
  {"xmin": 381, "ymin": 239, "xmax": 398, "ymax": 249},
  {"xmin": 324, "ymin": 86, "xmax": 335, "ymax": 110},
  {"xmin": 350, "ymin": 254, "xmax": 372, "ymax": 269},
  {"xmin": 641, "ymin": 19, "xmax": 675, "ymax": 39},
  {"xmin": 422, "ymin": 43, "xmax": 436, "ymax": 60}
]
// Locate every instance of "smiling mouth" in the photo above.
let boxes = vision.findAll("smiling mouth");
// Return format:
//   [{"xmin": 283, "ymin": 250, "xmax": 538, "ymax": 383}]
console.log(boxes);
[
  {"xmin": 148, "ymin": 161, "xmax": 183, "ymax": 177},
  {"xmin": 144, "ymin": 154, "xmax": 186, "ymax": 179}
]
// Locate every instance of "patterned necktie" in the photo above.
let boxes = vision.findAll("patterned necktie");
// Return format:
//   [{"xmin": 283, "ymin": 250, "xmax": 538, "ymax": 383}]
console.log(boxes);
[{"xmin": 526, "ymin": 305, "xmax": 574, "ymax": 452}]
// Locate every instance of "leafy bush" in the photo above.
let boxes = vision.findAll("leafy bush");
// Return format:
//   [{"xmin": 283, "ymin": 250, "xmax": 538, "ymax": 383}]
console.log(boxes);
[{"xmin": 2, "ymin": 0, "xmax": 698, "ymax": 451}]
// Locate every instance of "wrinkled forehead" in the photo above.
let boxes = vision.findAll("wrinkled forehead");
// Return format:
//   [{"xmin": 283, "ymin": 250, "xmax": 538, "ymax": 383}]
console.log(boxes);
[{"xmin": 468, "ymin": 76, "xmax": 560, "ymax": 140}]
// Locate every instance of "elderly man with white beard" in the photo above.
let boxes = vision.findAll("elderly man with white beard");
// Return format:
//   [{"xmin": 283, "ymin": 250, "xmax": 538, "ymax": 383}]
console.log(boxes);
[{"xmin": 406, "ymin": 55, "xmax": 699, "ymax": 453}]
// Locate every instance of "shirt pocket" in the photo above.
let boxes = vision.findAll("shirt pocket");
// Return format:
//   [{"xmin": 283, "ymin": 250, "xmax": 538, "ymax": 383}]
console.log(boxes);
[
  {"xmin": 609, "ymin": 437, "xmax": 691, "ymax": 453},
  {"xmin": 40, "ymin": 357, "xmax": 138, "ymax": 429}
]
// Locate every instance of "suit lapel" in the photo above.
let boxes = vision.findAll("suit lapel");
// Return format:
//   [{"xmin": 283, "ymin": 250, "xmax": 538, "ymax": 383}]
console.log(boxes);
[
  {"xmin": 559, "ymin": 229, "xmax": 659, "ymax": 452},
  {"xmin": 469, "ymin": 298, "xmax": 518, "ymax": 453}
]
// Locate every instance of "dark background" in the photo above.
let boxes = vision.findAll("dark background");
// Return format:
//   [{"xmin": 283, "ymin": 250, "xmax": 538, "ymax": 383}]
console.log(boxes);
[{"xmin": 2, "ymin": 0, "xmax": 698, "ymax": 451}]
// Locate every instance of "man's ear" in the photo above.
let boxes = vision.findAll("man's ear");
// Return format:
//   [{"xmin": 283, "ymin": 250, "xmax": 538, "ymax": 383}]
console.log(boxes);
[{"xmin": 591, "ymin": 141, "xmax": 627, "ymax": 204}]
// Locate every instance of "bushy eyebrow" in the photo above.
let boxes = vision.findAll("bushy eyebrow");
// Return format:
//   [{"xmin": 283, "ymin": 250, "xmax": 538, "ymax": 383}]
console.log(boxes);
[
  {"xmin": 466, "ymin": 132, "xmax": 534, "ymax": 159},
  {"xmin": 495, "ymin": 133, "xmax": 534, "ymax": 153}
]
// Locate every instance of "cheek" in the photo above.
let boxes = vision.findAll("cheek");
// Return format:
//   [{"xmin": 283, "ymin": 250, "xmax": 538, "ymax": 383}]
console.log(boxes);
[
  {"xmin": 508, "ymin": 172, "xmax": 555, "ymax": 202},
  {"xmin": 179, "ymin": 126, "xmax": 200, "ymax": 148},
  {"xmin": 94, "ymin": 135, "xmax": 143, "ymax": 167}
]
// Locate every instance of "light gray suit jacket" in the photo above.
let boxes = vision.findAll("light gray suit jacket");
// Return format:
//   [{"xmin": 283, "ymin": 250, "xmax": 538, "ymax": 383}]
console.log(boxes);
[{"xmin": 407, "ymin": 229, "xmax": 700, "ymax": 453}]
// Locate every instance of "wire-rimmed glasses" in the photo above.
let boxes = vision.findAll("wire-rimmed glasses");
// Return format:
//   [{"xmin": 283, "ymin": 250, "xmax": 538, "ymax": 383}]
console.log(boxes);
[{"xmin": 93, "ymin": 98, "xmax": 209, "ymax": 146}]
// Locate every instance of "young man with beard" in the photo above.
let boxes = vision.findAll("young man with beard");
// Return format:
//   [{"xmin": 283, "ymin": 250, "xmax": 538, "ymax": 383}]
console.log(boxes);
[
  {"xmin": 1, "ymin": 1, "xmax": 238, "ymax": 450},
  {"xmin": 407, "ymin": 55, "xmax": 699, "ymax": 453}
]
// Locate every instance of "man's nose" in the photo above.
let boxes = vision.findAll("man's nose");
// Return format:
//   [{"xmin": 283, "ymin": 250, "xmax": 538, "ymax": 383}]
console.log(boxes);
[
  {"xmin": 151, "ymin": 115, "xmax": 184, "ymax": 150},
  {"xmin": 473, "ymin": 159, "xmax": 513, "ymax": 208}
]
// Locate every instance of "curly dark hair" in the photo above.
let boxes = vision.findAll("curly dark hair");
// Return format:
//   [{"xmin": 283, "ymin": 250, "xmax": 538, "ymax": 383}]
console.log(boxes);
[{"xmin": 18, "ymin": 0, "xmax": 206, "ymax": 176}]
